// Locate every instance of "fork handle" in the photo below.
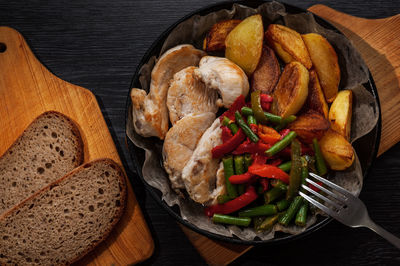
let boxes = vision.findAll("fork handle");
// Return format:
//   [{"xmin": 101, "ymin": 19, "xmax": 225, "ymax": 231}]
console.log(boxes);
[{"xmin": 364, "ymin": 220, "xmax": 400, "ymax": 249}]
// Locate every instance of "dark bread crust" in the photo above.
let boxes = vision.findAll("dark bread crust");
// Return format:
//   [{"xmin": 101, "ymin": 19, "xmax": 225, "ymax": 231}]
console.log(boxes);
[
  {"xmin": 0, "ymin": 158, "xmax": 127, "ymax": 265},
  {"xmin": 0, "ymin": 111, "xmax": 84, "ymax": 166}
]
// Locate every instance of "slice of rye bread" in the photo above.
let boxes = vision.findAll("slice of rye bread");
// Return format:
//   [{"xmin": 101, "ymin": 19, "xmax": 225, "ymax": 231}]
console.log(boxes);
[
  {"xmin": 0, "ymin": 158, "xmax": 127, "ymax": 265},
  {"xmin": 0, "ymin": 111, "xmax": 84, "ymax": 214}
]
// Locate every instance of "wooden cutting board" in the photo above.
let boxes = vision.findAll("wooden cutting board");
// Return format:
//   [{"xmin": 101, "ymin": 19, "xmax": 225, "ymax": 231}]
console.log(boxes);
[
  {"xmin": 0, "ymin": 26, "xmax": 154, "ymax": 265},
  {"xmin": 181, "ymin": 5, "xmax": 400, "ymax": 265}
]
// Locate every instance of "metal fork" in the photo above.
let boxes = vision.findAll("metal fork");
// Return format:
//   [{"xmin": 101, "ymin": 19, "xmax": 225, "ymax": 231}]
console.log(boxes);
[{"xmin": 299, "ymin": 172, "xmax": 400, "ymax": 249}]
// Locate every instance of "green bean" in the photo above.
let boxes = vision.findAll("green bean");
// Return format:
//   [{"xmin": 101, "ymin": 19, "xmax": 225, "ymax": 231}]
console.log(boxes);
[
  {"xmin": 286, "ymin": 139, "xmax": 302, "ymax": 201},
  {"xmin": 313, "ymin": 138, "xmax": 328, "ymax": 176},
  {"xmin": 278, "ymin": 161, "xmax": 292, "ymax": 172},
  {"xmin": 295, "ymin": 201, "xmax": 309, "ymax": 227},
  {"xmin": 264, "ymin": 183, "xmax": 287, "ymax": 204},
  {"xmin": 212, "ymin": 214, "xmax": 251, "ymax": 227},
  {"xmin": 235, "ymin": 111, "xmax": 259, "ymax": 143},
  {"xmin": 265, "ymin": 131, "xmax": 297, "ymax": 157},
  {"xmin": 247, "ymin": 115, "xmax": 257, "ymax": 126},
  {"xmin": 238, "ymin": 204, "xmax": 278, "ymax": 217},
  {"xmin": 300, "ymin": 157, "xmax": 309, "ymax": 193},
  {"xmin": 234, "ymin": 155, "xmax": 245, "ymax": 195},
  {"xmin": 255, "ymin": 213, "xmax": 283, "ymax": 231},
  {"xmin": 223, "ymin": 156, "xmax": 237, "ymax": 199},
  {"xmin": 251, "ymin": 91, "xmax": 269, "ymax": 124},
  {"xmin": 279, "ymin": 196, "xmax": 304, "ymax": 226},
  {"xmin": 217, "ymin": 194, "xmax": 231, "ymax": 204},
  {"xmin": 234, "ymin": 155, "xmax": 245, "ymax": 174},
  {"xmin": 270, "ymin": 179, "xmax": 285, "ymax": 188},
  {"xmin": 241, "ymin": 107, "xmax": 254, "ymax": 116},
  {"xmin": 253, "ymin": 216, "xmax": 265, "ymax": 230},
  {"xmin": 264, "ymin": 112, "xmax": 283, "ymax": 125},
  {"xmin": 304, "ymin": 155, "xmax": 317, "ymax": 174},
  {"xmin": 240, "ymin": 107, "xmax": 282, "ymax": 125},
  {"xmin": 276, "ymin": 199, "xmax": 290, "ymax": 211},
  {"xmin": 222, "ymin": 116, "xmax": 239, "ymax": 134},
  {"xmin": 275, "ymin": 115, "xmax": 297, "ymax": 131},
  {"xmin": 244, "ymin": 154, "xmax": 253, "ymax": 172}
]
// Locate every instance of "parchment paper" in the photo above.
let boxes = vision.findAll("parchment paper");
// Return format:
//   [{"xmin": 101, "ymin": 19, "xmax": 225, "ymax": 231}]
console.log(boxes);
[{"xmin": 127, "ymin": 1, "xmax": 379, "ymax": 241}]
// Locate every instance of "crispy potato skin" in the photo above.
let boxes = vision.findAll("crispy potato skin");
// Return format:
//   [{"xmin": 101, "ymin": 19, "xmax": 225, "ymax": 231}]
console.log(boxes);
[
  {"xmin": 203, "ymin": 19, "xmax": 242, "ymax": 52},
  {"xmin": 320, "ymin": 128, "xmax": 355, "ymax": 170},
  {"xmin": 225, "ymin": 14, "xmax": 264, "ymax": 75},
  {"xmin": 302, "ymin": 69, "xmax": 329, "ymax": 118},
  {"xmin": 329, "ymin": 90, "xmax": 353, "ymax": 140},
  {"xmin": 251, "ymin": 45, "xmax": 281, "ymax": 94},
  {"xmin": 288, "ymin": 110, "xmax": 330, "ymax": 143},
  {"xmin": 272, "ymin": 61, "xmax": 309, "ymax": 118},
  {"xmin": 302, "ymin": 33, "xmax": 340, "ymax": 103},
  {"xmin": 265, "ymin": 24, "xmax": 312, "ymax": 69}
]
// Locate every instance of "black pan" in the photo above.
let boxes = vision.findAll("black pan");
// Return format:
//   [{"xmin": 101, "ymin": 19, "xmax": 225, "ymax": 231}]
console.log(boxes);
[{"xmin": 125, "ymin": 0, "xmax": 381, "ymax": 245}]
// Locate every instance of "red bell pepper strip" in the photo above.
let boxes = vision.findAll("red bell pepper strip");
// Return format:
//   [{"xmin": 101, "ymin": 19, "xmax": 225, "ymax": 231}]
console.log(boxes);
[
  {"xmin": 229, "ymin": 172, "xmax": 255, "ymax": 184},
  {"xmin": 268, "ymin": 158, "xmax": 282, "ymax": 166},
  {"xmin": 248, "ymin": 164, "xmax": 290, "ymax": 184},
  {"xmin": 250, "ymin": 124, "xmax": 258, "ymax": 134},
  {"xmin": 260, "ymin": 94, "xmax": 273, "ymax": 111},
  {"xmin": 309, "ymin": 181, "xmax": 323, "ymax": 192},
  {"xmin": 252, "ymin": 153, "xmax": 268, "ymax": 165},
  {"xmin": 219, "ymin": 94, "xmax": 246, "ymax": 121},
  {"xmin": 204, "ymin": 186, "xmax": 258, "ymax": 217},
  {"xmin": 259, "ymin": 179, "xmax": 269, "ymax": 193},
  {"xmin": 279, "ymin": 129, "xmax": 291, "ymax": 140},
  {"xmin": 232, "ymin": 140, "xmax": 271, "ymax": 155},
  {"xmin": 221, "ymin": 126, "xmax": 233, "ymax": 143},
  {"xmin": 259, "ymin": 125, "xmax": 281, "ymax": 145},
  {"xmin": 212, "ymin": 128, "xmax": 246, "ymax": 158}
]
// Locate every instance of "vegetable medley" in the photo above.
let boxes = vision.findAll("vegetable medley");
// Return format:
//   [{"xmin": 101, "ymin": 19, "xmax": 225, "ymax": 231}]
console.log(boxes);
[{"xmin": 204, "ymin": 93, "xmax": 328, "ymax": 230}]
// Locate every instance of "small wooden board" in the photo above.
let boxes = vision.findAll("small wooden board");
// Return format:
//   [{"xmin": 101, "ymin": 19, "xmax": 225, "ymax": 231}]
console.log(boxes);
[
  {"xmin": 182, "ymin": 5, "xmax": 400, "ymax": 265},
  {"xmin": 0, "ymin": 26, "xmax": 154, "ymax": 265}
]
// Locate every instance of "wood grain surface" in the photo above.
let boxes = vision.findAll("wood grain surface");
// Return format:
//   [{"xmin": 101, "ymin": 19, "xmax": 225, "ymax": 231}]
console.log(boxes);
[
  {"xmin": 0, "ymin": 26, "xmax": 153, "ymax": 265},
  {"xmin": 1, "ymin": 1, "xmax": 399, "ymax": 265}
]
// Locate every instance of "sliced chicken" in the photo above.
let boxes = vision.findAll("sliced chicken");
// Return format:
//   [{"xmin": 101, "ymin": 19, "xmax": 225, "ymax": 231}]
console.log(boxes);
[
  {"xmin": 130, "ymin": 44, "xmax": 206, "ymax": 139},
  {"xmin": 167, "ymin": 66, "xmax": 219, "ymax": 124},
  {"xmin": 194, "ymin": 56, "xmax": 249, "ymax": 108},
  {"xmin": 181, "ymin": 118, "xmax": 225, "ymax": 205},
  {"xmin": 163, "ymin": 112, "xmax": 216, "ymax": 191}
]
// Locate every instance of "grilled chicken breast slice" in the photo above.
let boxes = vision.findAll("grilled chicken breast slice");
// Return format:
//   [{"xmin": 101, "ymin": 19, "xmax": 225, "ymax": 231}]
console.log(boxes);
[
  {"xmin": 163, "ymin": 112, "xmax": 216, "ymax": 191},
  {"xmin": 167, "ymin": 66, "xmax": 219, "ymax": 125},
  {"xmin": 130, "ymin": 44, "xmax": 206, "ymax": 139}
]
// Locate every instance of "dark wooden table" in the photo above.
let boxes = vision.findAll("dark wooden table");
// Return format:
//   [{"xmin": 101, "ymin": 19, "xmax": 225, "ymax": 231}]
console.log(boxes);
[{"xmin": 1, "ymin": 0, "xmax": 399, "ymax": 265}]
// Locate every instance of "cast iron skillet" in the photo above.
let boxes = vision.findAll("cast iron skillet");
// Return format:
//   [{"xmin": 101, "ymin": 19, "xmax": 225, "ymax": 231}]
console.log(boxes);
[{"xmin": 125, "ymin": 0, "xmax": 381, "ymax": 245}]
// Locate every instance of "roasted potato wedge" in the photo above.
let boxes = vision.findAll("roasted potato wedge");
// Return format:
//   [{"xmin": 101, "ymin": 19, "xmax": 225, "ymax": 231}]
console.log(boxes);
[
  {"xmin": 225, "ymin": 14, "xmax": 264, "ymax": 75},
  {"xmin": 319, "ymin": 128, "xmax": 354, "ymax": 170},
  {"xmin": 251, "ymin": 45, "xmax": 281, "ymax": 94},
  {"xmin": 302, "ymin": 33, "xmax": 340, "ymax": 103},
  {"xmin": 272, "ymin": 61, "xmax": 309, "ymax": 118},
  {"xmin": 265, "ymin": 24, "xmax": 312, "ymax": 69},
  {"xmin": 203, "ymin": 19, "xmax": 242, "ymax": 52},
  {"xmin": 288, "ymin": 110, "xmax": 330, "ymax": 144},
  {"xmin": 329, "ymin": 90, "xmax": 353, "ymax": 140},
  {"xmin": 302, "ymin": 69, "xmax": 329, "ymax": 118}
]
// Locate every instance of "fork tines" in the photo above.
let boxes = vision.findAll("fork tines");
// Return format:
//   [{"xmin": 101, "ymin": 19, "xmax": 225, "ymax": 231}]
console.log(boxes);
[{"xmin": 299, "ymin": 173, "xmax": 352, "ymax": 217}]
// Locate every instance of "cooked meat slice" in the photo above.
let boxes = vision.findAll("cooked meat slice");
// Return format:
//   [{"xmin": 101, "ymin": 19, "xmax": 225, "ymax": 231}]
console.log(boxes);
[
  {"xmin": 167, "ymin": 66, "xmax": 219, "ymax": 125},
  {"xmin": 194, "ymin": 56, "xmax": 249, "ymax": 108},
  {"xmin": 210, "ymin": 161, "xmax": 226, "ymax": 205},
  {"xmin": 251, "ymin": 45, "xmax": 281, "ymax": 94},
  {"xmin": 130, "ymin": 44, "xmax": 206, "ymax": 139},
  {"xmin": 163, "ymin": 112, "xmax": 216, "ymax": 190},
  {"xmin": 181, "ymin": 118, "xmax": 224, "ymax": 205}
]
